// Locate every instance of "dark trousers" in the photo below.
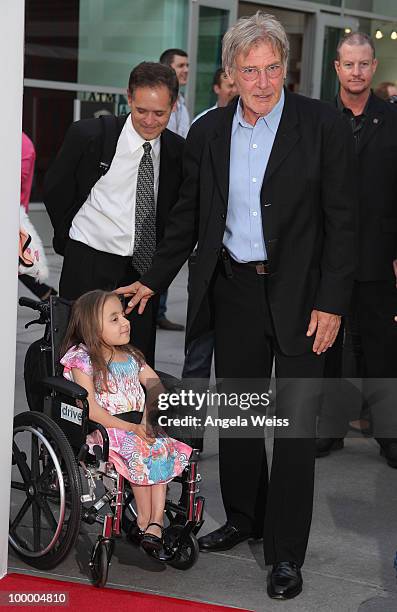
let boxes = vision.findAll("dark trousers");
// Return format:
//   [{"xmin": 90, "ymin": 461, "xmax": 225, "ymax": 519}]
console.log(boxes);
[
  {"xmin": 182, "ymin": 331, "xmax": 214, "ymax": 379},
  {"xmin": 211, "ymin": 260, "xmax": 325, "ymax": 567},
  {"xmin": 319, "ymin": 280, "xmax": 397, "ymax": 441},
  {"xmin": 182, "ymin": 251, "xmax": 214, "ymax": 380},
  {"xmin": 59, "ymin": 239, "xmax": 159, "ymax": 367}
]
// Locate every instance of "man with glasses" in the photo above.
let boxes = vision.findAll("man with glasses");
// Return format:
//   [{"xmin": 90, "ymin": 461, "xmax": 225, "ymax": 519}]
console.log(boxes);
[
  {"xmin": 116, "ymin": 12, "xmax": 356, "ymax": 600},
  {"xmin": 317, "ymin": 32, "xmax": 397, "ymax": 467}
]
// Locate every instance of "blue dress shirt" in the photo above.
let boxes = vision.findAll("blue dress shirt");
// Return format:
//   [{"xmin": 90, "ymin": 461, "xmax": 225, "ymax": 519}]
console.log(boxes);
[{"xmin": 224, "ymin": 90, "xmax": 285, "ymax": 262}]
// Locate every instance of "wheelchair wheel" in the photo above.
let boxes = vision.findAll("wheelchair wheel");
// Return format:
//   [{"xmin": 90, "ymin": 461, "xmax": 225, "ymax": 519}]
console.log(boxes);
[
  {"xmin": 9, "ymin": 411, "xmax": 82, "ymax": 569},
  {"xmin": 89, "ymin": 537, "xmax": 113, "ymax": 588},
  {"xmin": 164, "ymin": 525, "xmax": 200, "ymax": 570}
]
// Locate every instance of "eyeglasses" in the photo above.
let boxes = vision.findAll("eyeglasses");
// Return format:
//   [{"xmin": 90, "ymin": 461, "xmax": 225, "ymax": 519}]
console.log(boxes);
[{"xmin": 235, "ymin": 64, "xmax": 284, "ymax": 81}]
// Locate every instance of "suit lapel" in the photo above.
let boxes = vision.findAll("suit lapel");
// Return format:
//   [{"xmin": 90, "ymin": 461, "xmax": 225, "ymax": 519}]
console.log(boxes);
[
  {"xmin": 357, "ymin": 94, "xmax": 384, "ymax": 154},
  {"xmin": 262, "ymin": 90, "xmax": 300, "ymax": 185},
  {"xmin": 157, "ymin": 130, "xmax": 176, "ymax": 212},
  {"xmin": 208, "ymin": 101, "xmax": 236, "ymax": 209}
]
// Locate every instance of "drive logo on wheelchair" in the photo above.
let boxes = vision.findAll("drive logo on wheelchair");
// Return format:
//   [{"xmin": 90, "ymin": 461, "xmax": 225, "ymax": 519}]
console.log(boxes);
[{"xmin": 60, "ymin": 402, "xmax": 83, "ymax": 426}]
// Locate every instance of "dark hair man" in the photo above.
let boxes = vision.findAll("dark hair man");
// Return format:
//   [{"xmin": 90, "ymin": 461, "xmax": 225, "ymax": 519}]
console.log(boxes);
[
  {"xmin": 192, "ymin": 68, "xmax": 237, "ymax": 123},
  {"xmin": 43, "ymin": 62, "xmax": 184, "ymax": 366},
  {"xmin": 317, "ymin": 32, "xmax": 397, "ymax": 467},
  {"xmin": 160, "ymin": 48, "xmax": 190, "ymax": 138},
  {"xmin": 116, "ymin": 13, "xmax": 356, "ymax": 600}
]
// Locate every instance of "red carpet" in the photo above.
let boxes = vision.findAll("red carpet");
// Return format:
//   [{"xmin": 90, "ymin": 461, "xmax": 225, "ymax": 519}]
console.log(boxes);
[{"xmin": 0, "ymin": 573, "xmax": 252, "ymax": 611}]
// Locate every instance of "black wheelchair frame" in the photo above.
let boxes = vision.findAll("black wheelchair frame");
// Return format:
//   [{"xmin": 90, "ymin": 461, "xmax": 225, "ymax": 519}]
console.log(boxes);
[{"xmin": 10, "ymin": 296, "xmax": 204, "ymax": 587}]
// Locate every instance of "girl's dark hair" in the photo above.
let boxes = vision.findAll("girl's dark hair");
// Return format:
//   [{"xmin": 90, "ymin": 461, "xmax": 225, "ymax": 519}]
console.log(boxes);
[{"xmin": 60, "ymin": 290, "xmax": 144, "ymax": 392}]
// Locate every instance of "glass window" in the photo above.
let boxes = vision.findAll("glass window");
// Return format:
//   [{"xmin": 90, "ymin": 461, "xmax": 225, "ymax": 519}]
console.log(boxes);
[
  {"xmin": 194, "ymin": 6, "xmax": 229, "ymax": 117},
  {"xmin": 365, "ymin": 18, "xmax": 397, "ymax": 89},
  {"xmin": 320, "ymin": 26, "xmax": 342, "ymax": 102},
  {"xmin": 22, "ymin": 88, "xmax": 76, "ymax": 201},
  {"xmin": 346, "ymin": 0, "xmax": 397, "ymax": 18},
  {"xmin": 24, "ymin": 0, "xmax": 79, "ymax": 82},
  {"xmin": 78, "ymin": 0, "xmax": 188, "ymax": 88},
  {"xmin": 352, "ymin": 17, "xmax": 397, "ymax": 89},
  {"xmin": 24, "ymin": 0, "xmax": 189, "ymax": 87}
]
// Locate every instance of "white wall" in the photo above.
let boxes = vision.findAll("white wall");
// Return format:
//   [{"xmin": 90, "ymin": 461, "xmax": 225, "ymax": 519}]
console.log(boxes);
[{"xmin": 0, "ymin": 1, "xmax": 25, "ymax": 578}]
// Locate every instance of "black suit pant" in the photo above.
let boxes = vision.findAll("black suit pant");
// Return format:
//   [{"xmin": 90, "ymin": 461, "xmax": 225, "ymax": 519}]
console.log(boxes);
[
  {"xmin": 211, "ymin": 260, "xmax": 325, "ymax": 567},
  {"xmin": 59, "ymin": 239, "xmax": 159, "ymax": 367}
]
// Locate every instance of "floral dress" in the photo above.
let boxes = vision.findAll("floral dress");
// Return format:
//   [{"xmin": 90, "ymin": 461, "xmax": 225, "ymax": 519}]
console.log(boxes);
[{"xmin": 61, "ymin": 344, "xmax": 191, "ymax": 485}]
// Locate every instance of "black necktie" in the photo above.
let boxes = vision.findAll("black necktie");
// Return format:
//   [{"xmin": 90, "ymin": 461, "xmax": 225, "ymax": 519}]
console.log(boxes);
[{"xmin": 132, "ymin": 141, "xmax": 156, "ymax": 275}]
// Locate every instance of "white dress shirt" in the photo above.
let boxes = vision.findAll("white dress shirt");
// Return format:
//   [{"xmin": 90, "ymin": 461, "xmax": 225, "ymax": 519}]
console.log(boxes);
[
  {"xmin": 70, "ymin": 118, "xmax": 160, "ymax": 256},
  {"xmin": 167, "ymin": 94, "xmax": 190, "ymax": 137}
]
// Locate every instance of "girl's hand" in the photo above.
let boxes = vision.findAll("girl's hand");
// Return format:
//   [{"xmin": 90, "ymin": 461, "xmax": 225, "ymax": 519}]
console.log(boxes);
[{"xmin": 129, "ymin": 423, "xmax": 156, "ymax": 445}]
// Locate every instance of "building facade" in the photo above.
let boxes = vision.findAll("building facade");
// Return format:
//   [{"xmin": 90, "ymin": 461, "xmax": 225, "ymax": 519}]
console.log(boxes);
[{"xmin": 23, "ymin": 0, "xmax": 397, "ymax": 202}]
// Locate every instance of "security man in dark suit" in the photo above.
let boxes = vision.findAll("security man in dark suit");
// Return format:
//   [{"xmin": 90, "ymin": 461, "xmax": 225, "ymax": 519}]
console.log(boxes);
[
  {"xmin": 44, "ymin": 62, "xmax": 184, "ymax": 366},
  {"xmin": 116, "ymin": 13, "xmax": 356, "ymax": 600},
  {"xmin": 317, "ymin": 32, "xmax": 397, "ymax": 467}
]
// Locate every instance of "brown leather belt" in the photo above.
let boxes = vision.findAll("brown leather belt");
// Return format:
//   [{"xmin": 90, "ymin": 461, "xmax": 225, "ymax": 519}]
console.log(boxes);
[
  {"xmin": 230, "ymin": 257, "xmax": 270, "ymax": 275},
  {"xmin": 220, "ymin": 247, "xmax": 270, "ymax": 276}
]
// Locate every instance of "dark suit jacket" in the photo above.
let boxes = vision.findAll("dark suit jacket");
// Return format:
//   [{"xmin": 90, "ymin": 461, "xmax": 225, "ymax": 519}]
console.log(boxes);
[
  {"xmin": 43, "ymin": 115, "xmax": 185, "ymax": 255},
  {"xmin": 142, "ymin": 90, "xmax": 357, "ymax": 355},
  {"xmin": 345, "ymin": 93, "xmax": 397, "ymax": 281}
]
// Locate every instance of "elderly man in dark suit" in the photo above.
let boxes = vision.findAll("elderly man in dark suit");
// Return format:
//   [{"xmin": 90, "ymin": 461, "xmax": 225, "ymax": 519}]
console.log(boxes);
[
  {"xmin": 116, "ymin": 13, "xmax": 356, "ymax": 600},
  {"xmin": 317, "ymin": 32, "xmax": 397, "ymax": 466},
  {"xmin": 44, "ymin": 62, "xmax": 184, "ymax": 366}
]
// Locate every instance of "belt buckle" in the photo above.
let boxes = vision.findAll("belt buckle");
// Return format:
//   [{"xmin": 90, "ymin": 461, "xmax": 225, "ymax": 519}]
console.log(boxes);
[{"xmin": 255, "ymin": 262, "xmax": 268, "ymax": 275}]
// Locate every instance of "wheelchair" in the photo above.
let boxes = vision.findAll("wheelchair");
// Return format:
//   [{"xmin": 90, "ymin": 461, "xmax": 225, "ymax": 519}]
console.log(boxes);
[{"xmin": 10, "ymin": 296, "xmax": 204, "ymax": 587}]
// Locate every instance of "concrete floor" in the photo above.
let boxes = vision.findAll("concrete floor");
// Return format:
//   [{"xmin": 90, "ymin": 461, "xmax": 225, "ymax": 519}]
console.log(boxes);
[{"xmin": 9, "ymin": 249, "xmax": 397, "ymax": 612}]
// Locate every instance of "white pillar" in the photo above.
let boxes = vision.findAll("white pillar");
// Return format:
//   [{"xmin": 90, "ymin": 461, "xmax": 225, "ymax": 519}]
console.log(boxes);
[{"xmin": 0, "ymin": 1, "xmax": 25, "ymax": 578}]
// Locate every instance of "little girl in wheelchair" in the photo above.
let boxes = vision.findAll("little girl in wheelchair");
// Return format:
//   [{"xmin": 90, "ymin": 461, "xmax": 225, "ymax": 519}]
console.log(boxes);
[{"xmin": 60, "ymin": 289, "xmax": 192, "ymax": 554}]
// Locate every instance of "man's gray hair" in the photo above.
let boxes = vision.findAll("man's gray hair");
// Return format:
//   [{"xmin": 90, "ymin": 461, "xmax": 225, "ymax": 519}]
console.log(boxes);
[
  {"xmin": 222, "ymin": 11, "xmax": 289, "ymax": 73},
  {"xmin": 336, "ymin": 31, "xmax": 376, "ymax": 61}
]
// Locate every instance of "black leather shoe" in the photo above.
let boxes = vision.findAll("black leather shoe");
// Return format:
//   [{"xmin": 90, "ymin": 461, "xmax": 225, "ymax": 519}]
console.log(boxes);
[
  {"xmin": 379, "ymin": 442, "xmax": 397, "ymax": 468},
  {"xmin": 267, "ymin": 562, "xmax": 303, "ymax": 600},
  {"xmin": 316, "ymin": 437, "xmax": 344, "ymax": 458},
  {"xmin": 157, "ymin": 317, "xmax": 185, "ymax": 331},
  {"xmin": 198, "ymin": 522, "xmax": 251, "ymax": 552},
  {"xmin": 141, "ymin": 522, "xmax": 164, "ymax": 553}
]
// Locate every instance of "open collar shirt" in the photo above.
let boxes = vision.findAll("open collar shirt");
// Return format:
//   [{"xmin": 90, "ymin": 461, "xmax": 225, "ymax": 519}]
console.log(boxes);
[{"xmin": 224, "ymin": 90, "xmax": 284, "ymax": 263}]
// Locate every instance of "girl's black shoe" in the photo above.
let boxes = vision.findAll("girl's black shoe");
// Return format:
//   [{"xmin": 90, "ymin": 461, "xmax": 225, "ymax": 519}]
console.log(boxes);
[{"xmin": 141, "ymin": 522, "xmax": 164, "ymax": 553}]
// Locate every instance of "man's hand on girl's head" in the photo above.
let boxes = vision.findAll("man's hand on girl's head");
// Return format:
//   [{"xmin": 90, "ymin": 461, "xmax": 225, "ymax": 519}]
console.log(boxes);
[{"xmin": 114, "ymin": 282, "xmax": 155, "ymax": 314}]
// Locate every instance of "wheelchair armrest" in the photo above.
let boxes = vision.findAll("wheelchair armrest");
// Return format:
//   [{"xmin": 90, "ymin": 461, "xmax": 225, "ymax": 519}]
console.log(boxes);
[
  {"xmin": 87, "ymin": 420, "xmax": 109, "ymax": 462},
  {"xmin": 41, "ymin": 376, "xmax": 88, "ymax": 400}
]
